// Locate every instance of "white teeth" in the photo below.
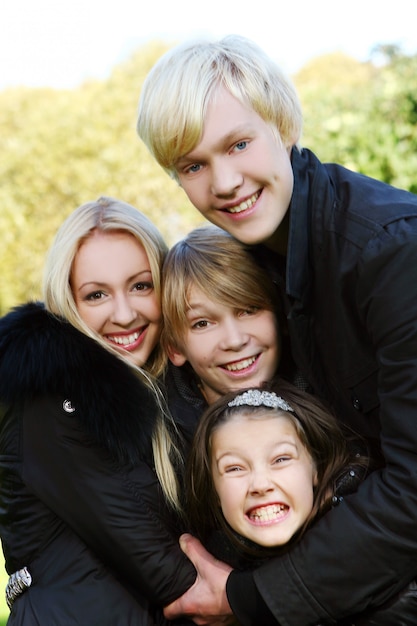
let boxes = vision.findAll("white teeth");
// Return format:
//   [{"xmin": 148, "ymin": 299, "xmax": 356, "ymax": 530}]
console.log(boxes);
[
  {"xmin": 249, "ymin": 504, "xmax": 286, "ymax": 522},
  {"xmin": 228, "ymin": 192, "xmax": 260, "ymax": 214},
  {"xmin": 225, "ymin": 356, "xmax": 256, "ymax": 372},
  {"xmin": 108, "ymin": 331, "xmax": 140, "ymax": 346}
]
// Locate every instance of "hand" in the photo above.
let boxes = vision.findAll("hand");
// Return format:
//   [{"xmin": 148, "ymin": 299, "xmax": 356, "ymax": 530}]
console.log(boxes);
[{"xmin": 164, "ymin": 533, "xmax": 236, "ymax": 625}]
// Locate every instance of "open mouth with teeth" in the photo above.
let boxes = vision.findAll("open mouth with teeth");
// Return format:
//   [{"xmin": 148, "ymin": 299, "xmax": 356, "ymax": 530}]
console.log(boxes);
[
  {"xmin": 225, "ymin": 191, "xmax": 261, "ymax": 214},
  {"xmin": 106, "ymin": 328, "xmax": 145, "ymax": 351},
  {"xmin": 246, "ymin": 503, "xmax": 289, "ymax": 524},
  {"xmin": 222, "ymin": 355, "xmax": 259, "ymax": 373}
]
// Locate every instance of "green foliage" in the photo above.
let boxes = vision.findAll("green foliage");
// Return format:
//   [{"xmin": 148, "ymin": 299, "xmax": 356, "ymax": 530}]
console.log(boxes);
[
  {"xmin": 295, "ymin": 49, "xmax": 417, "ymax": 191},
  {"xmin": 1, "ymin": 42, "xmax": 417, "ymax": 314},
  {"xmin": 0, "ymin": 40, "xmax": 204, "ymax": 314}
]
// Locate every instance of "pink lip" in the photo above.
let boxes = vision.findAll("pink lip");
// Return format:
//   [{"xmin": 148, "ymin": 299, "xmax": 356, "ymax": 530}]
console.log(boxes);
[
  {"xmin": 105, "ymin": 326, "xmax": 147, "ymax": 353},
  {"xmin": 220, "ymin": 354, "xmax": 260, "ymax": 377},
  {"xmin": 219, "ymin": 190, "xmax": 262, "ymax": 220},
  {"xmin": 245, "ymin": 502, "xmax": 289, "ymax": 526}
]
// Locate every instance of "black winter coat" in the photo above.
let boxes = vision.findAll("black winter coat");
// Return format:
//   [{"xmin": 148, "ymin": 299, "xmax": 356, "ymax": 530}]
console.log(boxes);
[
  {"xmin": 163, "ymin": 362, "xmax": 207, "ymax": 452},
  {"xmin": 228, "ymin": 147, "xmax": 417, "ymax": 625},
  {"xmin": 0, "ymin": 302, "xmax": 196, "ymax": 625}
]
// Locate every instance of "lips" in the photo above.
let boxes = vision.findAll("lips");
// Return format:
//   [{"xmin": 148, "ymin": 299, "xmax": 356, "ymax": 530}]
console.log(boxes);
[
  {"xmin": 107, "ymin": 330, "xmax": 141, "ymax": 346},
  {"xmin": 106, "ymin": 327, "xmax": 145, "ymax": 351},
  {"xmin": 223, "ymin": 191, "xmax": 261, "ymax": 214},
  {"xmin": 247, "ymin": 503, "xmax": 288, "ymax": 524},
  {"xmin": 223, "ymin": 355, "xmax": 257, "ymax": 372}
]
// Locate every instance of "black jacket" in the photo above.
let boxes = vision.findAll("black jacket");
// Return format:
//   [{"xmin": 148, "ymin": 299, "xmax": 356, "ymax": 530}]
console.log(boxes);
[
  {"xmin": 163, "ymin": 362, "xmax": 207, "ymax": 452},
  {"xmin": 0, "ymin": 302, "xmax": 196, "ymax": 625},
  {"xmin": 228, "ymin": 147, "xmax": 417, "ymax": 625}
]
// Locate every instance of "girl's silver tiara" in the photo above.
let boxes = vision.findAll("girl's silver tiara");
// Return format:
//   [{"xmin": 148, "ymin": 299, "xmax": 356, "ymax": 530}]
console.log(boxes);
[{"xmin": 228, "ymin": 389, "xmax": 294, "ymax": 412}]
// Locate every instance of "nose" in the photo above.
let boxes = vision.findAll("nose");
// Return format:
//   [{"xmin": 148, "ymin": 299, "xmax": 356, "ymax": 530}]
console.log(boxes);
[
  {"xmin": 249, "ymin": 467, "xmax": 275, "ymax": 495},
  {"xmin": 110, "ymin": 295, "xmax": 138, "ymax": 326},
  {"xmin": 219, "ymin": 317, "xmax": 249, "ymax": 351},
  {"xmin": 210, "ymin": 159, "xmax": 243, "ymax": 198}
]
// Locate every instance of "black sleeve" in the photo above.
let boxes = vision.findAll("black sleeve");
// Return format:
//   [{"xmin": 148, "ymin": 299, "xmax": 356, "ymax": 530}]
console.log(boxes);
[
  {"xmin": 350, "ymin": 580, "xmax": 417, "ymax": 626},
  {"xmin": 22, "ymin": 394, "xmax": 196, "ymax": 605},
  {"xmin": 250, "ymin": 234, "xmax": 417, "ymax": 625},
  {"xmin": 226, "ymin": 570, "xmax": 279, "ymax": 626}
]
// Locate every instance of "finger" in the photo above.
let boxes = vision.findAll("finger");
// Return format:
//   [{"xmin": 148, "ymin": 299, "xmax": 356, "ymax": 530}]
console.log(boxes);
[
  {"xmin": 164, "ymin": 595, "xmax": 184, "ymax": 619},
  {"xmin": 179, "ymin": 533, "xmax": 217, "ymax": 565}
]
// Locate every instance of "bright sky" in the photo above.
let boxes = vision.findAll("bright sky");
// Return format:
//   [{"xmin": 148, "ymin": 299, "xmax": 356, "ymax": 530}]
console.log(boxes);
[{"xmin": 1, "ymin": 0, "xmax": 416, "ymax": 90}]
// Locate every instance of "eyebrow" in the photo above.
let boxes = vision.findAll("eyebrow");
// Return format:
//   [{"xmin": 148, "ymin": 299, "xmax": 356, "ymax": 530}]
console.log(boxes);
[
  {"xmin": 185, "ymin": 306, "xmax": 210, "ymax": 319},
  {"xmin": 76, "ymin": 269, "xmax": 152, "ymax": 292},
  {"xmin": 215, "ymin": 440, "xmax": 300, "ymax": 462}
]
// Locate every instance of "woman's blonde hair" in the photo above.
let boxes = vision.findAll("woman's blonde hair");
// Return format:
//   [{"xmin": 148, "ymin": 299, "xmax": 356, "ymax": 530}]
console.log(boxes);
[
  {"xmin": 43, "ymin": 196, "xmax": 183, "ymax": 512},
  {"xmin": 137, "ymin": 34, "xmax": 303, "ymax": 179}
]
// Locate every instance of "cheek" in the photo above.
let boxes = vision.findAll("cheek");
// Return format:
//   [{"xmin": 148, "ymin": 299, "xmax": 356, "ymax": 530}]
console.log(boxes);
[
  {"xmin": 183, "ymin": 177, "xmax": 209, "ymax": 208},
  {"xmin": 76, "ymin": 305, "xmax": 101, "ymax": 331},
  {"xmin": 217, "ymin": 482, "xmax": 244, "ymax": 518},
  {"xmin": 188, "ymin": 336, "xmax": 213, "ymax": 364},
  {"xmin": 301, "ymin": 469, "xmax": 317, "ymax": 506},
  {"xmin": 144, "ymin": 296, "xmax": 162, "ymax": 322},
  {"xmin": 264, "ymin": 313, "xmax": 279, "ymax": 342},
  {"xmin": 251, "ymin": 314, "xmax": 278, "ymax": 346}
]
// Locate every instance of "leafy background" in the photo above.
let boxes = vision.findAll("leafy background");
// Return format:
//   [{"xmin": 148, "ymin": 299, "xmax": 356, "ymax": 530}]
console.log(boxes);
[
  {"xmin": 1, "ymin": 40, "xmax": 417, "ymax": 620},
  {"xmin": 1, "ymin": 42, "xmax": 417, "ymax": 317}
]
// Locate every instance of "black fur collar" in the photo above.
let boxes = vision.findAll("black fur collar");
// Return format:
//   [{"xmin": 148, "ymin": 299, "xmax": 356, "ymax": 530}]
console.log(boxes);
[{"xmin": 0, "ymin": 302, "xmax": 158, "ymax": 465}]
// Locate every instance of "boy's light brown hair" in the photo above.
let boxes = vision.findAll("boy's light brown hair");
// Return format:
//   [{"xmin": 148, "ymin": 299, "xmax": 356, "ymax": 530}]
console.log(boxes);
[{"xmin": 161, "ymin": 225, "xmax": 280, "ymax": 355}]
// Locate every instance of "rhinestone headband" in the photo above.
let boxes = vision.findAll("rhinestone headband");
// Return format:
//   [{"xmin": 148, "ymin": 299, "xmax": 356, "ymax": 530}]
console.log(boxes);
[{"xmin": 228, "ymin": 389, "xmax": 294, "ymax": 412}]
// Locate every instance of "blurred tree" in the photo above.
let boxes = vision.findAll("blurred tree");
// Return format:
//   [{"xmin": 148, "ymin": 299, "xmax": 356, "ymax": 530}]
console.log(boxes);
[
  {"xmin": 295, "ymin": 49, "xmax": 417, "ymax": 190},
  {"xmin": 0, "ymin": 41, "xmax": 204, "ymax": 313},
  {"xmin": 0, "ymin": 42, "xmax": 416, "ymax": 314}
]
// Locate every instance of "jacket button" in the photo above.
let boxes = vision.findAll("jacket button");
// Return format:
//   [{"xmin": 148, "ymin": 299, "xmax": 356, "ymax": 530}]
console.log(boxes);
[{"xmin": 352, "ymin": 397, "xmax": 362, "ymax": 411}]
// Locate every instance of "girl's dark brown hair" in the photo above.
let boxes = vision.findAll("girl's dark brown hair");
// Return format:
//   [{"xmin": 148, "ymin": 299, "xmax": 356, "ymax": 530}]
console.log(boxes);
[{"xmin": 186, "ymin": 378, "xmax": 367, "ymax": 559}]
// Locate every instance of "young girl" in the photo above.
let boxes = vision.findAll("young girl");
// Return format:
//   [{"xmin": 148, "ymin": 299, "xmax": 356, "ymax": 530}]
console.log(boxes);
[
  {"xmin": 187, "ymin": 381, "xmax": 417, "ymax": 625},
  {"xmin": 186, "ymin": 379, "xmax": 365, "ymax": 565},
  {"xmin": 0, "ymin": 197, "xmax": 195, "ymax": 624}
]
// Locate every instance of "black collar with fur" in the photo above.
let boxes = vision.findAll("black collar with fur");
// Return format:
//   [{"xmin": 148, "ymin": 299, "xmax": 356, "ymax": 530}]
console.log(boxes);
[{"xmin": 0, "ymin": 302, "xmax": 158, "ymax": 466}]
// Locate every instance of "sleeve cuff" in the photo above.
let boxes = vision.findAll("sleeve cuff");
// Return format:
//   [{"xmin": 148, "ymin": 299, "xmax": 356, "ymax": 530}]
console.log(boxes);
[{"xmin": 226, "ymin": 569, "xmax": 278, "ymax": 625}]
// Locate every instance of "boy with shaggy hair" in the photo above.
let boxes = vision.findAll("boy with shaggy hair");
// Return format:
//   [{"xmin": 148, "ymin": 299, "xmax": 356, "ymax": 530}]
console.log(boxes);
[{"xmin": 161, "ymin": 224, "xmax": 295, "ymax": 449}]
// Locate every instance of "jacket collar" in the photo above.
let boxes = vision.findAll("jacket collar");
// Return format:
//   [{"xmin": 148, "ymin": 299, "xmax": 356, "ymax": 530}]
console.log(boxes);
[
  {"xmin": 285, "ymin": 147, "xmax": 314, "ymax": 302},
  {"xmin": 0, "ymin": 302, "xmax": 158, "ymax": 466}
]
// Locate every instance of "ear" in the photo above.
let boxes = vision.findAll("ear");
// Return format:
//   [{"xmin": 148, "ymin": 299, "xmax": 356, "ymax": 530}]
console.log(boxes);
[
  {"xmin": 313, "ymin": 467, "xmax": 319, "ymax": 488},
  {"xmin": 167, "ymin": 345, "xmax": 187, "ymax": 367}
]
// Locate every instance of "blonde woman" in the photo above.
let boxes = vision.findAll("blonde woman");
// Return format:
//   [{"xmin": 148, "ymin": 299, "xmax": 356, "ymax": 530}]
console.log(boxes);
[{"xmin": 0, "ymin": 197, "xmax": 195, "ymax": 625}]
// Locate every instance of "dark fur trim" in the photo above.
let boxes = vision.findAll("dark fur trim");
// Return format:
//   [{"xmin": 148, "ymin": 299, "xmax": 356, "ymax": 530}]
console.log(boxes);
[{"xmin": 0, "ymin": 302, "xmax": 158, "ymax": 465}]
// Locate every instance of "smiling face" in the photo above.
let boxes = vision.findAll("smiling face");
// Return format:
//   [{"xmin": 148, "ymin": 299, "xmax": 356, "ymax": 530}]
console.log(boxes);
[
  {"xmin": 168, "ymin": 285, "xmax": 280, "ymax": 405},
  {"xmin": 71, "ymin": 230, "xmax": 162, "ymax": 367},
  {"xmin": 212, "ymin": 411, "xmax": 317, "ymax": 547},
  {"xmin": 175, "ymin": 86, "xmax": 294, "ymax": 251}
]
